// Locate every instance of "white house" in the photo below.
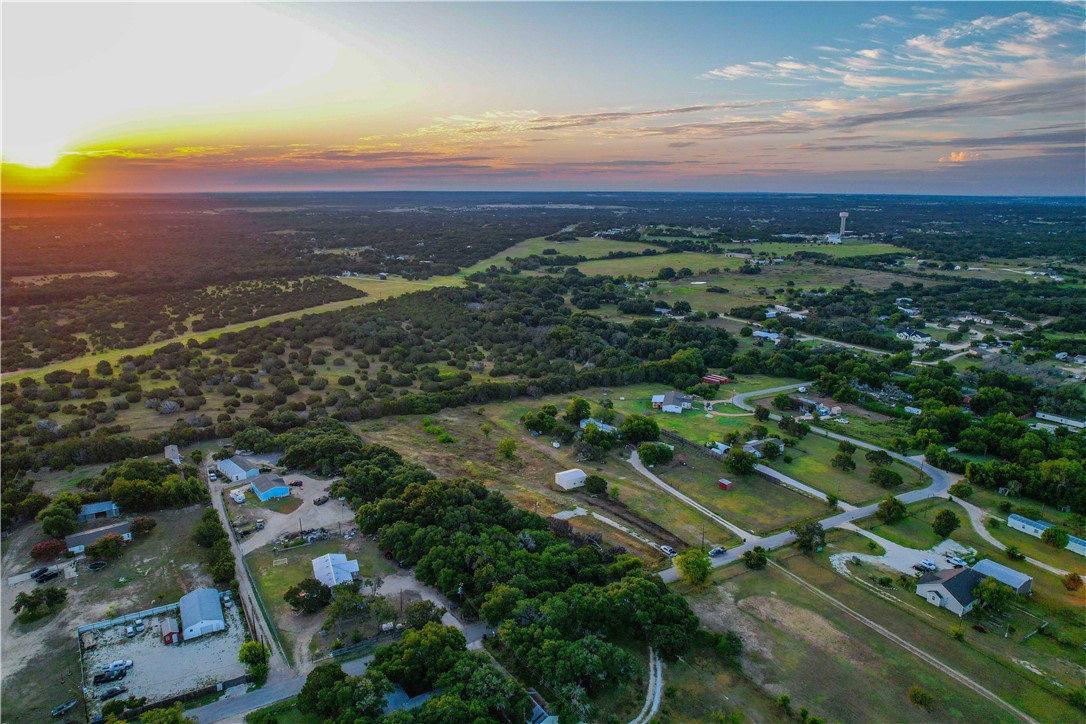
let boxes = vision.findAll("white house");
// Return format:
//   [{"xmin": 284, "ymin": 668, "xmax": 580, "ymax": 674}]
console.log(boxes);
[
  {"xmin": 1036, "ymin": 411, "xmax": 1086, "ymax": 430},
  {"xmin": 915, "ymin": 568, "xmax": 985, "ymax": 617},
  {"xmin": 971, "ymin": 559, "xmax": 1032, "ymax": 595},
  {"xmin": 218, "ymin": 456, "xmax": 260, "ymax": 482},
  {"xmin": 896, "ymin": 328, "xmax": 932, "ymax": 343},
  {"xmin": 554, "ymin": 469, "xmax": 587, "ymax": 491},
  {"xmin": 312, "ymin": 553, "xmax": 359, "ymax": 588},
  {"xmin": 652, "ymin": 391, "xmax": 692, "ymax": 414},
  {"xmin": 180, "ymin": 588, "xmax": 225, "ymax": 641},
  {"xmin": 752, "ymin": 330, "xmax": 780, "ymax": 343},
  {"xmin": 1008, "ymin": 514, "xmax": 1086, "ymax": 557},
  {"xmin": 579, "ymin": 418, "xmax": 618, "ymax": 435}
]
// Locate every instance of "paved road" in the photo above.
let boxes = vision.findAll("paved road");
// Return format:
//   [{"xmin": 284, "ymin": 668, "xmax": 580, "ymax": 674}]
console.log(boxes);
[{"xmin": 658, "ymin": 382, "xmax": 953, "ymax": 583}]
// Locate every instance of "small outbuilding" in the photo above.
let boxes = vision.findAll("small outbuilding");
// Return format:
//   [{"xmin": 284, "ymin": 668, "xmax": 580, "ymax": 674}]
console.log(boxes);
[
  {"xmin": 164, "ymin": 445, "xmax": 182, "ymax": 466},
  {"xmin": 250, "ymin": 474, "xmax": 290, "ymax": 502},
  {"xmin": 161, "ymin": 617, "xmax": 181, "ymax": 645},
  {"xmin": 180, "ymin": 588, "xmax": 225, "ymax": 641},
  {"xmin": 217, "ymin": 456, "xmax": 260, "ymax": 482},
  {"xmin": 312, "ymin": 553, "xmax": 360, "ymax": 588},
  {"xmin": 718, "ymin": 478, "xmax": 734, "ymax": 491},
  {"xmin": 76, "ymin": 501, "xmax": 121, "ymax": 524},
  {"xmin": 554, "ymin": 469, "xmax": 587, "ymax": 491},
  {"xmin": 971, "ymin": 559, "xmax": 1033, "ymax": 595}
]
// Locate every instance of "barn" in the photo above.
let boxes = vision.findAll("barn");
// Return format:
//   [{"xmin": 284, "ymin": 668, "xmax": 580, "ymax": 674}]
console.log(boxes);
[
  {"xmin": 554, "ymin": 469, "xmax": 587, "ymax": 491},
  {"xmin": 161, "ymin": 617, "xmax": 181, "ymax": 645},
  {"xmin": 180, "ymin": 588, "xmax": 226, "ymax": 641},
  {"xmin": 217, "ymin": 456, "xmax": 259, "ymax": 482}
]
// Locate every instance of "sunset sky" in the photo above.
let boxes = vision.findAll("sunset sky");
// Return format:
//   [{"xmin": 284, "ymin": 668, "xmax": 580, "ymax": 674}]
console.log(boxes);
[{"xmin": 3, "ymin": 1, "xmax": 1084, "ymax": 195}]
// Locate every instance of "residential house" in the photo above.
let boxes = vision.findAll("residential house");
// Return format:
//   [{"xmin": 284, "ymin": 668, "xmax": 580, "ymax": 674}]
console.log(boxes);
[
  {"xmin": 1073, "ymin": 355, "xmax": 1086, "ymax": 365},
  {"xmin": 971, "ymin": 559, "xmax": 1032, "ymax": 595},
  {"xmin": 773, "ymin": 304, "xmax": 792, "ymax": 313},
  {"xmin": 164, "ymin": 445, "xmax": 182, "ymax": 466},
  {"xmin": 527, "ymin": 689, "xmax": 559, "ymax": 724},
  {"xmin": 554, "ymin": 469, "xmax": 587, "ymax": 491},
  {"xmin": 915, "ymin": 568, "xmax": 986, "ymax": 617},
  {"xmin": 180, "ymin": 588, "xmax": 226, "ymax": 640},
  {"xmin": 653, "ymin": 391, "xmax": 693, "ymax": 414},
  {"xmin": 75, "ymin": 501, "xmax": 121, "ymax": 524},
  {"xmin": 579, "ymin": 418, "xmax": 618, "ymax": 435},
  {"xmin": 217, "ymin": 456, "xmax": 260, "ymax": 482},
  {"xmin": 1007, "ymin": 514, "xmax": 1086, "ymax": 556},
  {"xmin": 65, "ymin": 521, "xmax": 132, "ymax": 554},
  {"xmin": 250, "ymin": 474, "xmax": 290, "ymax": 502},
  {"xmin": 743, "ymin": 437, "xmax": 782, "ymax": 458},
  {"xmin": 1036, "ymin": 411, "xmax": 1086, "ymax": 430},
  {"xmin": 752, "ymin": 330, "xmax": 780, "ymax": 343},
  {"xmin": 896, "ymin": 328, "xmax": 932, "ymax": 343},
  {"xmin": 312, "ymin": 553, "xmax": 360, "ymax": 588},
  {"xmin": 708, "ymin": 442, "xmax": 731, "ymax": 455}
]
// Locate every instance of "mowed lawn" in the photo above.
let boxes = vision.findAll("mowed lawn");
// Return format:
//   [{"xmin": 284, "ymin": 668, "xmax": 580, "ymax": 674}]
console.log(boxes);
[
  {"xmin": 655, "ymin": 452, "xmax": 826, "ymax": 535},
  {"xmin": 767, "ymin": 426, "xmax": 923, "ymax": 505},
  {"xmin": 456, "ymin": 235, "xmax": 661, "ymax": 276}
]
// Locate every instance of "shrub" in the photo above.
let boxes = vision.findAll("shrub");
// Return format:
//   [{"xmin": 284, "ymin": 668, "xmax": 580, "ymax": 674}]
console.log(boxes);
[
  {"xmin": 908, "ymin": 685, "xmax": 933, "ymax": 709},
  {"xmin": 948, "ymin": 483, "xmax": 974, "ymax": 499},
  {"xmin": 1042, "ymin": 527, "xmax": 1070, "ymax": 548},
  {"xmin": 30, "ymin": 538, "xmax": 65, "ymax": 561},
  {"xmin": 131, "ymin": 516, "xmax": 158, "ymax": 536},
  {"xmin": 1062, "ymin": 573, "xmax": 1084, "ymax": 592}
]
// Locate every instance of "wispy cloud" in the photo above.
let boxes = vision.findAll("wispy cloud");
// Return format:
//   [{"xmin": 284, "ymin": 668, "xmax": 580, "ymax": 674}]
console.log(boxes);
[{"xmin": 938, "ymin": 151, "xmax": 985, "ymax": 163}]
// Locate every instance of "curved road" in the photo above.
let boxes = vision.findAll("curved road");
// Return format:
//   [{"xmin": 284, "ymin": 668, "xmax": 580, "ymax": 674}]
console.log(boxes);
[{"xmin": 658, "ymin": 382, "xmax": 953, "ymax": 582}]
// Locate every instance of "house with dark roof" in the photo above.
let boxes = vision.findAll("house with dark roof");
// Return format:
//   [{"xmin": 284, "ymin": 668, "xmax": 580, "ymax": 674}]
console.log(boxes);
[
  {"xmin": 76, "ymin": 501, "xmax": 121, "ymax": 524},
  {"xmin": 651, "ymin": 391, "xmax": 693, "ymax": 414},
  {"xmin": 915, "ymin": 568, "xmax": 985, "ymax": 617},
  {"xmin": 65, "ymin": 521, "xmax": 132, "ymax": 554}
]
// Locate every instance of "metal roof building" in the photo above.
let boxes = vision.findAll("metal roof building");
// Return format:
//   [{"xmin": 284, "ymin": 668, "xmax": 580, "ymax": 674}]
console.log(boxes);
[
  {"xmin": 179, "ymin": 588, "xmax": 225, "ymax": 641},
  {"xmin": 971, "ymin": 559, "xmax": 1033, "ymax": 595},
  {"xmin": 312, "ymin": 553, "xmax": 359, "ymax": 588}
]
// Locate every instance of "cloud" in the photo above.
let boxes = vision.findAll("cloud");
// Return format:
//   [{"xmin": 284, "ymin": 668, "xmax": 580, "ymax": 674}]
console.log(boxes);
[
  {"xmin": 860, "ymin": 15, "xmax": 904, "ymax": 29},
  {"xmin": 938, "ymin": 151, "xmax": 986, "ymax": 163},
  {"xmin": 668, "ymin": 141, "xmax": 697, "ymax": 148}
]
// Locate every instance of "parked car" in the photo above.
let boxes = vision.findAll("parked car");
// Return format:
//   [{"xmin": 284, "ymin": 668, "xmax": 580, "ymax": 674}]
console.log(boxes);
[
  {"xmin": 208, "ymin": 472, "xmax": 218, "ymax": 481},
  {"xmin": 125, "ymin": 624, "xmax": 135, "ymax": 638},
  {"xmin": 134, "ymin": 619, "xmax": 145, "ymax": 633},
  {"xmin": 93, "ymin": 669, "xmax": 126, "ymax": 685},
  {"xmin": 36, "ymin": 570, "xmax": 60, "ymax": 584},
  {"xmin": 99, "ymin": 686, "xmax": 128, "ymax": 702},
  {"xmin": 708, "ymin": 547, "xmax": 727, "ymax": 557},
  {"xmin": 918, "ymin": 559, "xmax": 937, "ymax": 572},
  {"xmin": 660, "ymin": 545, "xmax": 677, "ymax": 558},
  {"xmin": 88, "ymin": 561, "xmax": 107, "ymax": 571},
  {"xmin": 29, "ymin": 567, "xmax": 49, "ymax": 580},
  {"xmin": 945, "ymin": 555, "xmax": 967, "ymax": 568},
  {"xmin": 101, "ymin": 659, "xmax": 133, "ymax": 673},
  {"xmin": 314, "ymin": 495, "xmax": 330, "ymax": 506},
  {"xmin": 289, "ymin": 480, "xmax": 304, "ymax": 487},
  {"xmin": 50, "ymin": 699, "xmax": 78, "ymax": 717}
]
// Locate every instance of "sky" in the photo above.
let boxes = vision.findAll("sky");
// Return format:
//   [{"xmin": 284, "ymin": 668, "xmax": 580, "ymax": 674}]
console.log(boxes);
[{"xmin": 2, "ymin": 1, "xmax": 1084, "ymax": 195}]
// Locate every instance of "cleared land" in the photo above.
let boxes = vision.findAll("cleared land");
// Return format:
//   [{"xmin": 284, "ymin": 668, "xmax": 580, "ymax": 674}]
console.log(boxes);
[{"xmin": 455, "ymin": 235, "xmax": 661, "ymax": 276}]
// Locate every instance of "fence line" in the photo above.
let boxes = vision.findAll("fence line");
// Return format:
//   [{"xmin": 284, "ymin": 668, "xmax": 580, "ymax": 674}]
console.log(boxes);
[
  {"xmin": 117, "ymin": 674, "xmax": 252, "ymax": 720},
  {"xmin": 77, "ymin": 603, "xmax": 181, "ymax": 634},
  {"xmin": 239, "ymin": 550, "xmax": 286, "ymax": 661}
]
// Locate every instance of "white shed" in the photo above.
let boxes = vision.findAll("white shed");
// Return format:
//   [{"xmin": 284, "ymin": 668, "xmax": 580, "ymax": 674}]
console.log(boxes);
[
  {"xmin": 179, "ymin": 588, "xmax": 225, "ymax": 641},
  {"xmin": 554, "ymin": 469, "xmax": 587, "ymax": 491}
]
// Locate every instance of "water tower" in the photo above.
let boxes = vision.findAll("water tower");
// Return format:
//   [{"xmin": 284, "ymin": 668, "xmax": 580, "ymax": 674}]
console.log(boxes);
[{"xmin": 839, "ymin": 211, "xmax": 849, "ymax": 235}]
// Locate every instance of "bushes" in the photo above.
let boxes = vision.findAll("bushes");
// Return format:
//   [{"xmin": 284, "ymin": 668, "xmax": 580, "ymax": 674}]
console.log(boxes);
[
  {"xmin": 192, "ymin": 510, "xmax": 234, "ymax": 586},
  {"xmin": 30, "ymin": 538, "xmax": 65, "ymax": 561},
  {"xmin": 11, "ymin": 585, "xmax": 67, "ymax": 623},
  {"xmin": 86, "ymin": 533, "xmax": 126, "ymax": 560}
]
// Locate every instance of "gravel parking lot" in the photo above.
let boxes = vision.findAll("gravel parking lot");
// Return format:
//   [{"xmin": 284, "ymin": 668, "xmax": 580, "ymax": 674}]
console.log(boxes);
[{"xmin": 82, "ymin": 605, "xmax": 247, "ymax": 717}]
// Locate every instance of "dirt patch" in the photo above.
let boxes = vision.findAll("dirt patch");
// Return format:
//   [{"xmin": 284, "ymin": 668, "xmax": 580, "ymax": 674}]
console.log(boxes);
[
  {"xmin": 689, "ymin": 587, "xmax": 774, "ymax": 662},
  {"xmin": 738, "ymin": 595, "xmax": 875, "ymax": 669},
  {"xmin": 570, "ymin": 491, "xmax": 686, "ymax": 550}
]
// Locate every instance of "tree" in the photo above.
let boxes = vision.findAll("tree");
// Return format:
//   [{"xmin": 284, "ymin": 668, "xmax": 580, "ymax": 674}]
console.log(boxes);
[
  {"xmin": 972, "ymin": 576, "xmax": 1014, "ymax": 614},
  {"xmin": 30, "ymin": 539, "xmax": 65, "ymax": 561},
  {"xmin": 497, "ymin": 437, "xmax": 517, "ymax": 460},
  {"xmin": 723, "ymin": 448, "xmax": 758, "ymax": 476},
  {"xmin": 876, "ymin": 496, "xmax": 907, "ymax": 523},
  {"xmin": 371, "ymin": 622, "xmax": 466, "ymax": 695},
  {"xmin": 791, "ymin": 522, "xmax": 826, "ymax": 552},
  {"xmin": 1042, "ymin": 527, "xmax": 1070, "ymax": 548},
  {"xmin": 869, "ymin": 467, "xmax": 903, "ymax": 488},
  {"xmin": 131, "ymin": 516, "xmax": 158, "ymax": 536},
  {"xmin": 620, "ymin": 414, "xmax": 659, "ymax": 444},
  {"xmin": 831, "ymin": 453, "xmax": 856, "ymax": 472},
  {"xmin": 675, "ymin": 548, "xmax": 712, "ymax": 585},
  {"xmin": 772, "ymin": 393, "xmax": 794, "ymax": 410},
  {"xmin": 479, "ymin": 424, "xmax": 492, "ymax": 438},
  {"xmin": 404, "ymin": 600, "xmax": 446, "ymax": 629},
  {"xmin": 37, "ymin": 509, "xmax": 77, "ymax": 539},
  {"xmin": 86, "ymin": 533, "xmax": 125, "ymax": 560},
  {"xmin": 865, "ymin": 450, "xmax": 892, "ymax": 467},
  {"xmin": 739, "ymin": 326, "xmax": 753, "ymax": 337},
  {"xmin": 932, "ymin": 510, "xmax": 961, "ymax": 538},
  {"xmin": 637, "ymin": 442, "xmax": 673, "ymax": 466},
  {"xmin": 1061, "ymin": 573, "xmax": 1083, "ymax": 592},
  {"xmin": 753, "ymin": 406, "xmax": 770, "ymax": 422},
  {"xmin": 948, "ymin": 482, "xmax": 974, "ymax": 499},
  {"xmin": 584, "ymin": 475, "xmax": 607, "ymax": 495},
  {"xmin": 743, "ymin": 546, "xmax": 768, "ymax": 570},
  {"xmin": 137, "ymin": 704, "xmax": 196, "ymax": 724},
  {"xmin": 838, "ymin": 441, "xmax": 857, "ymax": 455},
  {"xmin": 298, "ymin": 662, "xmax": 348, "ymax": 717},
  {"xmin": 284, "ymin": 578, "xmax": 333, "ymax": 614},
  {"xmin": 239, "ymin": 640, "xmax": 269, "ymax": 683},
  {"xmin": 563, "ymin": 397, "xmax": 591, "ymax": 425}
]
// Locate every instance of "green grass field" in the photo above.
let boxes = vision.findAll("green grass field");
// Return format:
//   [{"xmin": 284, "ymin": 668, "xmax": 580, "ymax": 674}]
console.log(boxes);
[
  {"xmin": 571, "ymin": 251, "xmax": 739, "ymax": 277},
  {"xmin": 455, "ymin": 235, "xmax": 662, "ymax": 276},
  {"xmin": 858, "ymin": 498, "xmax": 966, "ymax": 551}
]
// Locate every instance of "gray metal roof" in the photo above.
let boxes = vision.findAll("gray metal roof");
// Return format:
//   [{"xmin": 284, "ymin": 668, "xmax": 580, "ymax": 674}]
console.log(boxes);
[
  {"xmin": 972, "ymin": 559, "xmax": 1032, "ymax": 590},
  {"xmin": 65, "ymin": 521, "xmax": 131, "ymax": 548},
  {"xmin": 229, "ymin": 456, "xmax": 256, "ymax": 471},
  {"xmin": 250, "ymin": 473, "xmax": 286, "ymax": 494},
  {"xmin": 79, "ymin": 501, "xmax": 118, "ymax": 516},
  {"xmin": 180, "ymin": 588, "xmax": 224, "ymax": 628}
]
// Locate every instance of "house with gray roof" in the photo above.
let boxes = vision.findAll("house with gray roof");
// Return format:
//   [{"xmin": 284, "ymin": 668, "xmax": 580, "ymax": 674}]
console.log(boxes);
[
  {"xmin": 218, "ymin": 456, "xmax": 259, "ymax": 482},
  {"xmin": 180, "ymin": 588, "xmax": 225, "ymax": 640},
  {"xmin": 915, "ymin": 567, "xmax": 985, "ymax": 617},
  {"xmin": 971, "ymin": 559, "xmax": 1032, "ymax": 595},
  {"xmin": 65, "ymin": 521, "xmax": 132, "ymax": 554}
]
